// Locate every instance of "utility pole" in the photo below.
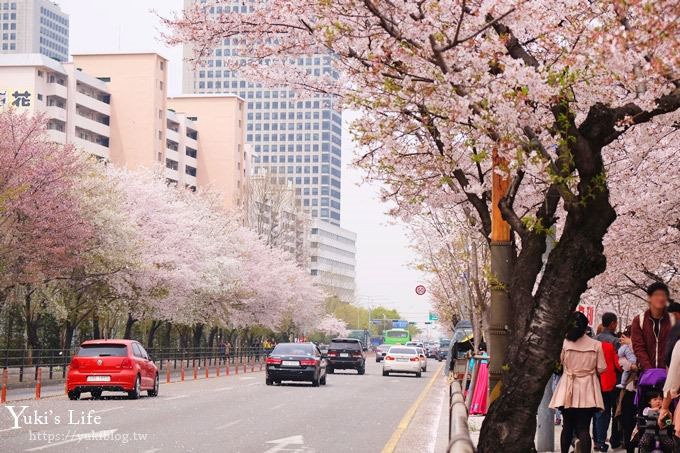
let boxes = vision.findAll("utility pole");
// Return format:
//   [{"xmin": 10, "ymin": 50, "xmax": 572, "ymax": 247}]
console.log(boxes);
[{"xmin": 488, "ymin": 149, "xmax": 512, "ymax": 402}]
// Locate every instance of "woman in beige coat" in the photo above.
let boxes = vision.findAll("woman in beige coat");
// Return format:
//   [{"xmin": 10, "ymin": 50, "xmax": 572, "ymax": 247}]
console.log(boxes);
[{"xmin": 550, "ymin": 311, "xmax": 607, "ymax": 453}]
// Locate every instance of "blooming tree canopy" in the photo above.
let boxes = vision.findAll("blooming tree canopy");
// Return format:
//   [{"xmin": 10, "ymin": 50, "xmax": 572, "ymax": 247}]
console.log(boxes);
[{"xmin": 165, "ymin": 1, "xmax": 680, "ymax": 449}]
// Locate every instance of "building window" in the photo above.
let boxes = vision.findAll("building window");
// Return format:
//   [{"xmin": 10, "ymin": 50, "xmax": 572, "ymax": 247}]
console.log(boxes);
[
  {"xmin": 186, "ymin": 147, "xmax": 197, "ymax": 159},
  {"xmin": 165, "ymin": 159, "xmax": 178, "ymax": 171},
  {"xmin": 185, "ymin": 166, "xmax": 197, "ymax": 177}
]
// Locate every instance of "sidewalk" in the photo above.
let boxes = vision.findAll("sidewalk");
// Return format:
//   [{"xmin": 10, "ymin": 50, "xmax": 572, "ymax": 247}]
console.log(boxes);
[{"xmin": 469, "ymin": 416, "xmax": 627, "ymax": 452}]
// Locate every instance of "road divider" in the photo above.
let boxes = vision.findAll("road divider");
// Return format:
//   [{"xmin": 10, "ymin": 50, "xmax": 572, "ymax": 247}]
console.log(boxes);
[
  {"xmin": 1, "ymin": 368, "xmax": 7, "ymax": 403},
  {"xmin": 35, "ymin": 367, "xmax": 42, "ymax": 400}
]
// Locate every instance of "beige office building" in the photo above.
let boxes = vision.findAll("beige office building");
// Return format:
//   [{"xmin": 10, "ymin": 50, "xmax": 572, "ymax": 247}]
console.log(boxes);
[
  {"xmin": 167, "ymin": 95, "xmax": 247, "ymax": 208},
  {"xmin": 0, "ymin": 53, "xmax": 111, "ymax": 159},
  {"xmin": 72, "ymin": 53, "xmax": 168, "ymax": 170}
]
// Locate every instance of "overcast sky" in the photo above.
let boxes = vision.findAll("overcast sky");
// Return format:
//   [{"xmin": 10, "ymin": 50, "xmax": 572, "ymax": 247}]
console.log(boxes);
[{"xmin": 57, "ymin": 0, "xmax": 435, "ymax": 327}]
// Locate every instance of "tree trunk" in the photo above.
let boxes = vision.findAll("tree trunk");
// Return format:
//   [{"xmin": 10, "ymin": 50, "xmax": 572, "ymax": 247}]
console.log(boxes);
[
  {"xmin": 162, "ymin": 322, "xmax": 172, "ymax": 348},
  {"xmin": 92, "ymin": 312, "xmax": 101, "ymax": 339},
  {"xmin": 207, "ymin": 326, "xmax": 218, "ymax": 348},
  {"xmin": 179, "ymin": 326, "xmax": 190, "ymax": 349},
  {"xmin": 63, "ymin": 320, "xmax": 75, "ymax": 351},
  {"xmin": 123, "ymin": 313, "xmax": 135, "ymax": 339},
  {"xmin": 192, "ymin": 324, "xmax": 204, "ymax": 348},
  {"xmin": 146, "ymin": 320, "xmax": 162, "ymax": 349},
  {"xmin": 478, "ymin": 182, "xmax": 616, "ymax": 452},
  {"xmin": 23, "ymin": 287, "xmax": 40, "ymax": 364}
]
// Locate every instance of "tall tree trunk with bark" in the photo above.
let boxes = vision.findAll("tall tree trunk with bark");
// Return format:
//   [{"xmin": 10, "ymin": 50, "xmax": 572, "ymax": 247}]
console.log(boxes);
[
  {"xmin": 146, "ymin": 320, "xmax": 163, "ymax": 349},
  {"xmin": 123, "ymin": 313, "xmax": 135, "ymax": 339},
  {"xmin": 192, "ymin": 324, "xmax": 204, "ymax": 348}
]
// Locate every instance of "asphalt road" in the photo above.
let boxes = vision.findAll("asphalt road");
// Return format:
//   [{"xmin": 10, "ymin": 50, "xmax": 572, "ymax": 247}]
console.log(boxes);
[{"xmin": 0, "ymin": 358, "xmax": 442, "ymax": 452}]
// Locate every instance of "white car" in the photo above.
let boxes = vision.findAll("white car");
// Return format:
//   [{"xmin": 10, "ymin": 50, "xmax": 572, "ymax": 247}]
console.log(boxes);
[
  {"xmin": 382, "ymin": 346, "xmax": 422, "ymax": 377},
  {"xmin": 416, "ymin": 347, "xmax": 427, "ymax": 372}
]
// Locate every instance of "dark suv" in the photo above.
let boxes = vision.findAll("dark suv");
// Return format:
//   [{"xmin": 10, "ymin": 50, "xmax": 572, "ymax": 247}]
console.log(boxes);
[{"xmin": 327, "ymin": 338, "xmax": 366, "ymax": 375}]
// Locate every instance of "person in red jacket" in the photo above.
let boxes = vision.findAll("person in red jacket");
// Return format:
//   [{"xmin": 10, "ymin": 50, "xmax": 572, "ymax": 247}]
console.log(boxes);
[
  {"xmin": 593, "ymin": 340, "xmax": 622, "ymax": 451},
  {"xmin": 631, "ymin": 282, "xmax": 674, "ymax": 371}
]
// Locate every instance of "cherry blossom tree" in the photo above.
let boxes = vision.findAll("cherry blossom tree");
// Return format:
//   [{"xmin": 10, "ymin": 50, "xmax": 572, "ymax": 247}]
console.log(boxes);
[
  {"xmin": 316, "ymin": 315, "xmax": 349, "ymax": 337},
  {"xmin": 165, "ymin": 1, "xmax": 680, "ymax": 449}
]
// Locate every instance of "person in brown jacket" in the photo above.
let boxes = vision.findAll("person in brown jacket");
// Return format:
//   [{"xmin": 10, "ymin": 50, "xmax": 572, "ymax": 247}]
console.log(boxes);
[{"xmin": 631, "ymin": 282, "xmax": 675, "ymax": 370}]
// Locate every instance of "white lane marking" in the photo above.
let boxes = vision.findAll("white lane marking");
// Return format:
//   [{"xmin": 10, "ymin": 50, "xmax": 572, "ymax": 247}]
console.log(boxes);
[
  {"xmin": 93, "ymin": 406, "xmax": 124, "ymax": 414},
  {"xmin": 239, "ymin": 376, "xmax": 256, "ymax": 381},
  {"xmin": 0, "ymin": 427, "xmax": 21, "ymax": 433},
  {"xmin": 425, "ymin": 387, "xmax": 445, "ymax": 453},
  {"xmin": 246, "ymin": 382, "xmax": 259, "ymax": 387},
  {"xmin": 215, "ymin": 386, "xmax": 233, "ymax": 392},
  {"xmin": 25, "ymin": 429, "xmax": 118, "ymax": 451},
  {"xmin": 271, "ymin": 403, "xmax": 284, "ymax": 410},
  {"xmin": 163, "ymin": 394, "xmax": 188, "ymax": 401},
  {"xmin": 264, "ymin": 435, "xmax": 304, "ymax": 453},
  {"xmin": 215, "ymin": 419, "xmax": 241, "ymax": 430},
  {"xmin": 390, "ymin": 379, "xmax": 400, "ymax": 383},
  {"xmin": 142, "ymin": 449, "xmax": 161, "ymax": 453}
]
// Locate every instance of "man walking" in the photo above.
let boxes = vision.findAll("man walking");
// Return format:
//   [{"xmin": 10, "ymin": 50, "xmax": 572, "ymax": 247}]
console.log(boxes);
[
  {"xmin": 593, "ymin": 312, "xmax": 622, "ymax": 451},
  {"xmin": 631, "ymin": 282, "xmax": 675, "ymax": 371}
]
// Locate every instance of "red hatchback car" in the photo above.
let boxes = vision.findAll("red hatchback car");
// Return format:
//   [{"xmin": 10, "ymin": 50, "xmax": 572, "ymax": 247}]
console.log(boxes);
[{"xmin": 67, "ymin": 340, "xmax": 159, "ymax": 400}]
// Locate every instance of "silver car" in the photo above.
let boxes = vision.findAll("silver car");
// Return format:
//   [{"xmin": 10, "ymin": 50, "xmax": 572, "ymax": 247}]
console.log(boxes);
[{"xmin": 374, "ymin": 343, "xmax": 391, "ymax": 362}]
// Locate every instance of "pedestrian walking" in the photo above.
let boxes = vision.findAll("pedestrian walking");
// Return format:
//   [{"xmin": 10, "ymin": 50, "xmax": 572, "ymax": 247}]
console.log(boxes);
[
  {"xmin": 594, "ymin": 312, "xmax": 623, "ymax": 451},
  {"xmin": 550, "ymin": 311, "xmax": 607, "ymax": 453},
  {"xmin": 632, "ymin": 282, "xmax": 675, "ymax": 371},
  {"xmin": 659, "ymin": 312, "xmax": 680, "ymax": 440},
  {"xmin": 616, "ymin": 327, "xmax": 639, "ymax": 452}
]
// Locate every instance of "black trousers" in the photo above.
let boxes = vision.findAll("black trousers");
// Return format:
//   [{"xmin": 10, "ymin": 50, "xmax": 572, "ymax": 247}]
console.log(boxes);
[
  {"xmin": 562, "ymin": 408, "xmax": 596, "ymax": 453},
  {"xmin": 619, "ymin": 390, "xmax": 637, "ymax": 452}
]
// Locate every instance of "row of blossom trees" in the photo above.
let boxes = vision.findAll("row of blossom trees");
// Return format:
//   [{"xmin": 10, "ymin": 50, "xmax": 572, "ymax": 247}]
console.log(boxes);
[
  {"xmin": 0, "ymin": 110, "xmax": 331, "ymax": 353},
  {"xmin": 163, "ymin": 1, "xmax": 680, "ymax": 449}
]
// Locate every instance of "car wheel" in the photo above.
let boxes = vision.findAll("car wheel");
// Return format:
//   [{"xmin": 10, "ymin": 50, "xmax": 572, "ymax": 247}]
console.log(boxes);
[
  {"xmin": 375, "ymin": 357, "xmax": 380, "ymax": 363},
  {"xmin": 416, "ymin": 371, "xmax": 422, "ymax": 378},
  {"xmin": 68, "ymin": 391, "xmax": 80, "ymax": 401},
  {"xmin": 312, "ymin": 374, "xmax": 320, "ymax": 387},
  {"xmin": 90, "ymin": 390, "xmax": 102, "ymax": 399},
  {"xmin": 358, "ymin": 367, "xmax": 365, "ymax": 375},
  {"xmin": 320, "ymin": 374, "xmax": 327, "ymax": 386},
  {"xmin": 128, "ymin": 375, "xmax": 141, "ymax": 399},
  {"xmin": 327, "ymin": 367, "xmax": 334, "ymax": 374},
  {"xmin": 148, "ymin": 374, "xmax": 159, "ymax": 397},
  {"xmin": 266, "ymin": 378, "xmax": 273, "ymax": 386},
  {"xmin": 382, "ymin": 370, "xmax": 389, "ymax": 377}
]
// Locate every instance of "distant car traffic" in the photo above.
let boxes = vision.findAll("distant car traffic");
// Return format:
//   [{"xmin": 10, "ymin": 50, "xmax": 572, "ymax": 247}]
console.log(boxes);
[
  {"xmin": 416, "ymin": 347, "xmax": 428, "ymax": 372},
  {"xmin": 265, "ymin": 343, "xmax": 327, "ymax": 387},
  {"xmin": 327, "ymin": 338, "xmax": 366, "ymax": 375},
  {"xmin": 374, "ymin": 344, "xmax": 390, "ymax": 363},
  {"xmin": 382, "ymin": 346, "xmax": 422, "ymax": 377},
  {"xmin": 405, "ymin": 341, "xmax": 424, "ymax": 349},
  {"xmin": 67, "ymin": 340, "xmax": 159, "ymax": 400}
]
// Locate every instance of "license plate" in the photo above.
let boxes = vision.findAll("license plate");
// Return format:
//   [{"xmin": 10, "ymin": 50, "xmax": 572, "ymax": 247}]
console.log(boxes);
[
  {"xmin": 282, "ymin": 361, "xmax": 299, "ymax": 367},
  {"xmin": 340, "ymin": 353, "xmax": 349, "ymax": 357},
  {"xmin": 397, "ymin": 358, "xmax": 409, "ymax": 362},
  {"xmin": 86, "ymin": 375, "xmax": 110, "ymax": 382}
]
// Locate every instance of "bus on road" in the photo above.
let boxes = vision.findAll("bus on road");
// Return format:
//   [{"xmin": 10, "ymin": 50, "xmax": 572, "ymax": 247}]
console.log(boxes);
[{"xmin": 383, "ymin": 328, "xmax": 411, "ymax": 345}]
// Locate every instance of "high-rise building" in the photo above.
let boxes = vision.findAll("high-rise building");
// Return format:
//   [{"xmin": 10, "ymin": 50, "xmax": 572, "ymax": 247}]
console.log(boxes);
[
  {"xmin": 309, "ymin": 219, "xmax": 357, "ymax": 301},
  {"xmin": 182, "ymin": 0, "xmax": 343, "ymax": 227},
  {"xmin": 0, "ymin": 52, "xmax": 247, "ymax": 211},
  {"xmin": 0, "ymin": 0, "xmax": 69, "ymax": 62}
]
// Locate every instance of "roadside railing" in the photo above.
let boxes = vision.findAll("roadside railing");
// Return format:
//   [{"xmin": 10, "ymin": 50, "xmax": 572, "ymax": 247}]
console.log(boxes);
[
  {"xmin": 0, "ymin": 346, "xmax": 270, "ymax": 385},
  {"xmin": 446, "ymin": 354, "xmax": 489, "ymax": 453}
]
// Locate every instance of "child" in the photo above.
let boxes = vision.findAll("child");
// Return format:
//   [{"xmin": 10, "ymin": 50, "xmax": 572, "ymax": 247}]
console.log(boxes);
[{"xmin": 636, "ymin": 389, "xmax": 674, "ymax": 453}]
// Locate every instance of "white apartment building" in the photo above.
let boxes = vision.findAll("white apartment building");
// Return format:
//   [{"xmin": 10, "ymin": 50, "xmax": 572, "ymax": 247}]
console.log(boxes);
[
  {"xmin": 309, "ymin": 219, "xmax": 357, "ymax": 301},
  {"xmin": 0, "ymin": 53, "xmax": 111, "ymax": 159},
  {"xmin": 0, "ymin": 0, "xmax": 69, "ymax": 61},
  {"xmin": 165, "ymin": 109, "xmax": 199, "ymax": 191}
]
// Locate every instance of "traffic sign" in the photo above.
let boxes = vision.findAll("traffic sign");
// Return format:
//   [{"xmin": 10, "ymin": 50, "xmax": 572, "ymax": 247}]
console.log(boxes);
[
  {"xmin": 428, "ymin": 312, "xmax": 439, "ymax": 321},
  {"xmin": 415, "ymin": 285, "xmax": 426, "ymax": 295}
]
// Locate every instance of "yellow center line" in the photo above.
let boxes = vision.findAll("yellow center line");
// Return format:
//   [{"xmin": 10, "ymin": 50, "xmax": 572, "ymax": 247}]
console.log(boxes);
[{"xmin": 381, "ymin": 362, "xmax": 444, "ymax": 453}]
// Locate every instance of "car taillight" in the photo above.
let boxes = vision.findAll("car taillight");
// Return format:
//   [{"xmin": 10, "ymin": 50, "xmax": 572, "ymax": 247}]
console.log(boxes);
[
  {"xmin": 352, "ymin": 352, "xmax": 362, "ymax": 357},
  {"xmin": 266, "ymin": 357, "xmax": 282, "ymax": 365},
  {"xmin": 328, "ymin": 352, "xmax": 337, "ymax": 357},
  {"xmin": 69, "ymin": 358, "xmax": 79, "ymax": 370},
  {"xmin": 385, "ymin": 356, "xmax": 395, "ymax": 361},
  {"xmin": 300, "ymin": 359, "xmax": 317, "ymax": 366},
  {"xmin": 120, "ymin": 358, "xmax": 133, "ymax": 369},
  {"xmin": 410, "ymin": 357, "xmax": 419, "ymax": 362}
]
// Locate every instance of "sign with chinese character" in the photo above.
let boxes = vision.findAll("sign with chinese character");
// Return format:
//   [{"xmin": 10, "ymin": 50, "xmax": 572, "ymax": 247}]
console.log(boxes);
[{"xmin": 0, "ymin": 89, "xmax": 32, "ymax": 111}]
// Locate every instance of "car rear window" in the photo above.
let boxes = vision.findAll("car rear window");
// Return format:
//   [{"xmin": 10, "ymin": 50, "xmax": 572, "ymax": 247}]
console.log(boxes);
[
  {"xmin": 389, "ymin": 347, "xmax": 417, "ymax": 355},
  {"xmin": 330, "ymin": 341, "xmax": 361, "ymax": 350},
  {"xmin": 272, "ymin": 344, "xmax": 314, "ymax": 356},
  {"xmin": 77, "ymin": 344, "xmax": 128, "ymax": 357}
]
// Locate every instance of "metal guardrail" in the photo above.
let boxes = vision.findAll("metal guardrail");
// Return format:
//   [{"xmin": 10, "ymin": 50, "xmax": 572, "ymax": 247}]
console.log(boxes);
[
  {"xmin": 0, "ymin": 346, "xmax": 270, "ymax": 384},
  {"xmin": 446, "ymin": 354, "xmax": 490, "ymax": 453},
  {"xmin": 447, "ymin": 378, "xmax": 476, "ymax": 453}
]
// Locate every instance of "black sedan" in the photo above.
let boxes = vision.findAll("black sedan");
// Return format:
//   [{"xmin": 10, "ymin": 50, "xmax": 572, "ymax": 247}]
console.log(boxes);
[{"xmin": 265, "ymin": 343, "xmax": 327, "ymax": 387}]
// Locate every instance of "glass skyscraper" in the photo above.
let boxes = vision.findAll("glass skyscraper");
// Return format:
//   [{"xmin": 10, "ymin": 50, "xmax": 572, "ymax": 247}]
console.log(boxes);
[{"xmin": 182, "ymin": 0, "xmax": 343, "ymax": 226}]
